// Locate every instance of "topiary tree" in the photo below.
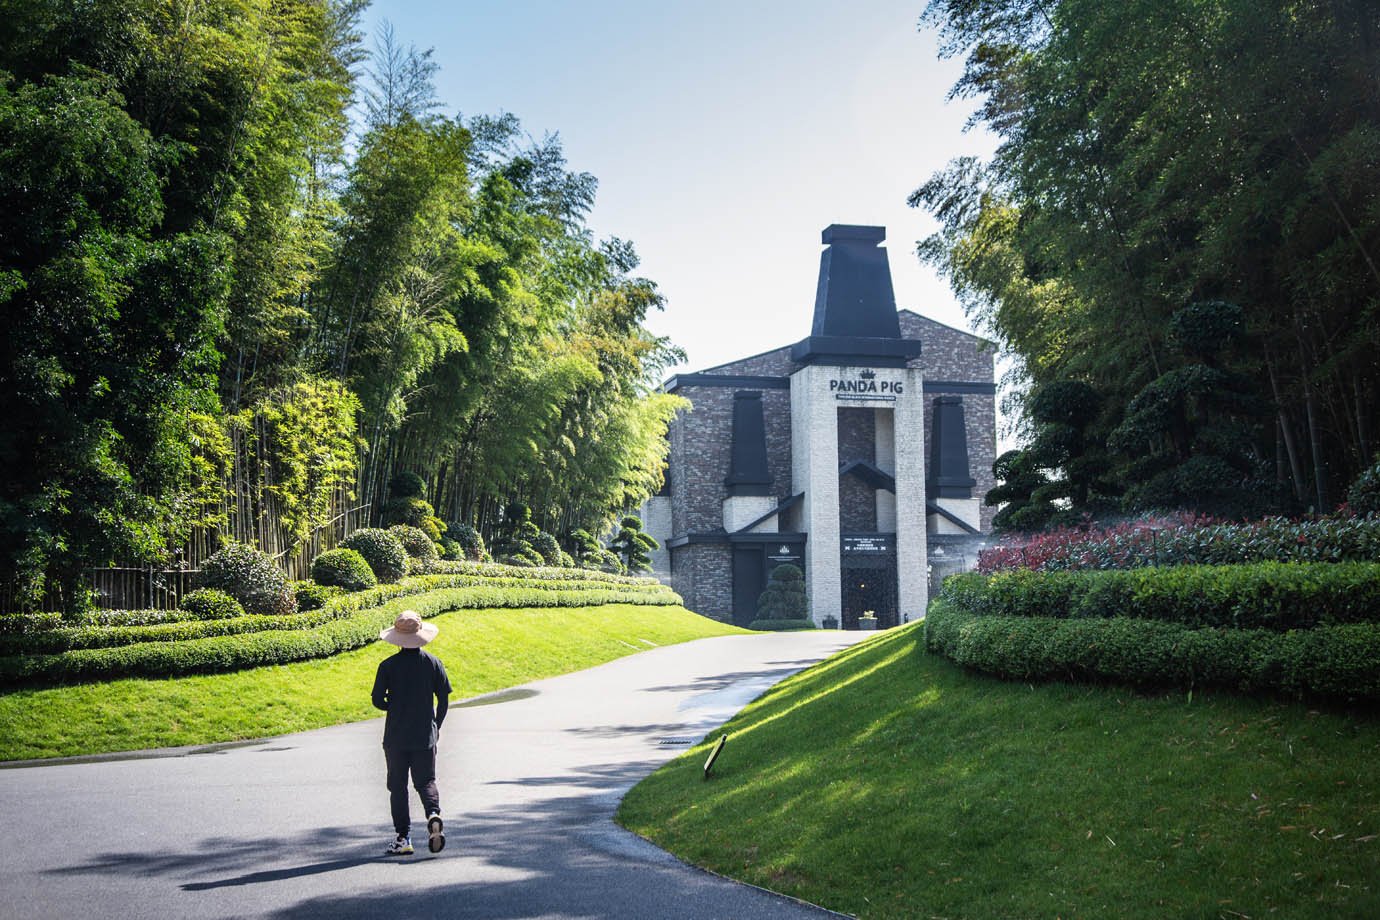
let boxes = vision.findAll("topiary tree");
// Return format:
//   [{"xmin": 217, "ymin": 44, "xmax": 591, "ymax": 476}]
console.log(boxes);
[
  {"xmin": 445, "ymin": 522, "xmax": 489, "ymax": 561},
  {"xmin": 381, "ymin": 495, "xmax": 445, "ymax": 543},
  {"xmin": 340, "ymin": 528, "xmax": 408, "ymax": 583},
  {"xmin": 199, "ymin": 544, "xmax": 296, "ymax": 616},
  {"xmin": 530, "ymin": 529, "xmax": 563, "ymax": 567},
  {"xmin": 1348, "ymin": 456, "xmax": 1380, "ymax": 517},
  {"xmin": 310, "ymin": 548, "xmax": 377, "ymax": 591},
  {"xmin": 566, "ymin": 529, "xmax": 602, "ymax": 569},
  {"xmin": 390, "ymin": 524, "xmax": 439, "ymax": 563},
  {"xmin": 608, "ymin": 515, "xmax": 657, "ymax": 573},
  {"xmin": 755, "ymin": 564, "xmax": 808, "ymax": 620},
  {"xmin": 178, "ymin": 588, "xmax": 245, "ymax": 621},
  {"xmin": 494, "ymin": 503, "xmax": 546, "ymax": 566},
  {"xmin": 387, "ymin": 470, "xmax": 426, "ymax": 499}
]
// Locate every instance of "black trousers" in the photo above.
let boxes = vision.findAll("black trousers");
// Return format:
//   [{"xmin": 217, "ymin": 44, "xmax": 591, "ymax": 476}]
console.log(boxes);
[{"xmin": 384, "ymin": 746, "xmax": 440, "ymax": 837}]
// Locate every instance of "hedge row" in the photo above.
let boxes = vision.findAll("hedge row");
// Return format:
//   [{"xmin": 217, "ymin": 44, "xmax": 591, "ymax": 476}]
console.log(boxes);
[
  {"xmin": 0, "ymin": 576, "xmax": 680, "ymax": 657},
  {"xmin": 411, "ymin": 558, "xmax": 662, "ymax": 586},
  {"xmin": 940, "ymin": 562, "xmax": 1380, "ymax": 631},
  {"xmin": 0, "ymin": 572, "xmax": 674, "ymax": 639},
  {"xmin": 0, "ymin": 583, "xmax": 685, "ymax": 686},
  {"xmin": 924, "ymin": 600, "xmax": 1380, "ymax": 702},
  {"xmin": 747, "ymin": 619, "xmax": 818, "ymax": 631},
  {"xmin": 979, "ymin": 514, "xmax": 1380, "ymax": 574}
]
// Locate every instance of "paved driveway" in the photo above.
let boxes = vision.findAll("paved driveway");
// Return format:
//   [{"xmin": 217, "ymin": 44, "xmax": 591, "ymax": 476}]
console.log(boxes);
[{"xmin": 0, "ymin": 631, "xmax": 866, "ymax": 919}]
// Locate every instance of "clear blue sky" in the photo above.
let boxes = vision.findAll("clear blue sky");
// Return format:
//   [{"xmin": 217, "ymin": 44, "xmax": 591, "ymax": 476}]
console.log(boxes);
[{"xmin": 362, "ymin": 0, "xmax": 998, "ymax": 378}]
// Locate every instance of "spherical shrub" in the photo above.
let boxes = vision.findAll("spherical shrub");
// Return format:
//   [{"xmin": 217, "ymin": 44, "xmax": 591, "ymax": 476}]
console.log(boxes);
[
  {"xmin": 179, "ymin": 588, "xmax": 245, "ymax": 621},
  {"xmin": 440, "ymin": 538, "xmax": 462, "ymax": 561},
  {"xmin": 310, "ymin": 548, "xmax": 378, "ymax": 591},
  {"xmin": 340, "ymin": 528, "xmax": 408, "ymax": 583},
  {"xmin": 292, "ymin": 581, "xmax": 346, "ymax": 612},
  {"xmin": 390, "ymin": 524, "xmax": 439, "ymax": 561},
  {"xmin": 388, "ymin": 470, "xmax": 426, "ymax": 499},
  {"xmin": 199, "ymin": 544, "xmax": 296, "ymax": 616}
]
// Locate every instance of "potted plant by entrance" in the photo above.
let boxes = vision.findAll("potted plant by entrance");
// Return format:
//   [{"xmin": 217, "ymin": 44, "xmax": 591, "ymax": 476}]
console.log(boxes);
[
  {"xmin": 821, "ymin": 615, "xmax": 839, "ymax": 630},
  {"xmin": 857, "ymin": 610, "xmax": 878, "ymax": 631}
]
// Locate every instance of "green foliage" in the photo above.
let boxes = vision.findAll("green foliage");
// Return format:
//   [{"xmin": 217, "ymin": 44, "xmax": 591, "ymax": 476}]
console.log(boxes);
[
  {"xmin": 230, "ymin": 379, "xmax": 363, "ymax": 548},
  {"xmin": 388, "ymin": 471, "xmax": 426, "ymax": 499},
  {"xmin": 339, "ymin": 528, "xmax": 408, "ymax": 583},
  {"xmin": 178, "ymin": 589, "xmax": 245, "ymax": 622},
  {"xmin": 0, "ymin": 5, "xmax": 686, "ymax": 592},
  {"xmin": 608, "ymin": 515, "xmax": 657, "ymax": 574},
  {"xmin": 530, "ymin": 530, "xmax": 563, "ymax": 567},
  {"xmin": 309, "ymin": 548, "xmax": 377, "ymax": 592},
  {"xmin": 292, "ymin": 581, "xmax": 345, "ymax": 612},
  {"xmin": 445, "ymin": 522, "xmax": 488, "ymax": 561},
  {"xmin": 0, "ymin": 572, "xmax": 684, "ymax": 686},
  {"xmin": 380, "ymin": 496, "xmax": 444, "ymax": 543},
  {"xmin": 199, "ymin": 544, "xmax": 295, "ymax": 616},
  {"xmin": 942, "ymin": 562, "xmax": 1380, "ymax": 631},
  {"xmin": 755, "ymin": 564, "xmax": 808, "ymax": 620},
  {"xmin": 389, "ymin": 524, "xmax": 439, "ymax": 562},
  {"xmin": 916, "ymin": 0, "xmax": 1380, "ymax": 519},
  {"xmin": 979, "ymin": 513, "xmax": 1380, "ymax": 572},
  {"xmin": 0, "ymin": 71, "xmax": 227, "ymax": 611},
  {"xmin": 1348, "ymin": 457, "xmax": 1380, "ymax": 516},
  {"xmin": 925, "ymin": 599, "xmax": 1380, "ymax": 703}
]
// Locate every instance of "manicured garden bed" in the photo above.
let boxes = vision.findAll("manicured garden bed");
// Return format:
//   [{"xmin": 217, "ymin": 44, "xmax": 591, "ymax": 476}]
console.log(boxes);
[
  {"xmin": 0, "ymin": 602, "xmax": 745, "ymax": 761},
  {"xmin": 619, "ymin": 624, "xmax": 1380, "ymax": 919}
]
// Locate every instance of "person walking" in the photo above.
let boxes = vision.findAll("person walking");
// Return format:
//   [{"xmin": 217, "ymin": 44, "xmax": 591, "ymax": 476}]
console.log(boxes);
[{"xmin": 372, "ymin": 609, "xmax": 452, "ymax": 856}]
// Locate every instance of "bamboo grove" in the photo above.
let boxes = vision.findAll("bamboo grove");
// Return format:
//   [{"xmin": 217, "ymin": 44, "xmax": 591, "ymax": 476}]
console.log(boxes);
[
  {"xmin": 914, "ymin": 0, "xmax": 1379, "ymax": 529},
  {"xmin": 0, "ymin": 1, "xmax": 686, "ymax": 609}
]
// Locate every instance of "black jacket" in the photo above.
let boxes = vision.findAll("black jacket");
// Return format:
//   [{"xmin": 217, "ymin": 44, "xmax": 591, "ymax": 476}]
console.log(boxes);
[{"xmin": 372, "ymin": 648, "xmax": 452, "ymax": 749}]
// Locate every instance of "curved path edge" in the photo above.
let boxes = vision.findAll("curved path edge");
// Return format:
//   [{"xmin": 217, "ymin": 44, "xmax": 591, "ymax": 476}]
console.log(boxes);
[{"xmin": 0, "ymin": 630, "xmax": 867, "ymax": 919}]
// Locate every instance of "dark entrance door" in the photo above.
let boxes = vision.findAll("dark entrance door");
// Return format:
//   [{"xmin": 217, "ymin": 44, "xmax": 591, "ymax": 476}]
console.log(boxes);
[
  {"xmin": 842, "ymin": 559, "xmax": 897, "ymax": 629},
  {"xmin": 841, "ymin": 533, "xmax": 898, "ymax": 629},
  {"xmin": 731, "ymin": 546, "xmax": 766, "ymax": 627}
]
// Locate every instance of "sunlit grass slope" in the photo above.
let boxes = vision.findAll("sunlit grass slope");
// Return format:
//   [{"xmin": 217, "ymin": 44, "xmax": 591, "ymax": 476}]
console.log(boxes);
[
  {"xmin": 0, "ymin": 604, "xmax": 745, "ymax": 761},
  {"xmin": 618, "ymin": 623, "xmax": 1380, "ymax": 919}
]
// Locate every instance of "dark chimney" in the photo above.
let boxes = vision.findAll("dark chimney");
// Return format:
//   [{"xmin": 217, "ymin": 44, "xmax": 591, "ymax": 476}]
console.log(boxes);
[
  {"xmin": 928, "ymin": 396, "xmax": 976, "ymax": 498},
  {"xmin": 792, "ymin": 224, "xmax": 922, "ymax": 367},
  {"xmin": 725, "ymin": 391, "xmax": 773, "ymax": 496}
]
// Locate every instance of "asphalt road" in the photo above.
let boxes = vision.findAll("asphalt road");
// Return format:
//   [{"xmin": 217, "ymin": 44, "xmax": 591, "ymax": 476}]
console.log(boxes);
[{"xmin": 0, "ymin": 630, "xmax": 867, "ymax": 919}]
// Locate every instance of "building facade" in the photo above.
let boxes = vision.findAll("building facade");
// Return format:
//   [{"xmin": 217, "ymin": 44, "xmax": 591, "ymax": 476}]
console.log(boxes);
[{"xmin": 642, "ymin": 225, "xmax": 996, "ymax": 628}]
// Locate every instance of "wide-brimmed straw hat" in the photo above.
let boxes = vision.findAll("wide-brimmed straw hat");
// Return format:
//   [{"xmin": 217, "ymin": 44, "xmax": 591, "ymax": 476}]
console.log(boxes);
[{"xmin": 380, "ymin": 610, "xmax": 438, "ymax": 648}]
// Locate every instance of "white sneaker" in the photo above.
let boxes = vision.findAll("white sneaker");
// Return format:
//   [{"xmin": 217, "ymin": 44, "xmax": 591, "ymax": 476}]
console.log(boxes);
[
  {"xmin": 386, "ymin": 835, "xmax": 413, "ymax": 856},
  {"xmin": 427, "ymin": 813, "xmax": 445, "ymax": 853}
]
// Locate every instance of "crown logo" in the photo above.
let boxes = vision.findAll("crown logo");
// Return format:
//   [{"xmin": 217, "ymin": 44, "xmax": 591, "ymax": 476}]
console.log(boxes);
[{"xmin": 859, "ymin": 369, "xmax": 876, "ymax": 380}]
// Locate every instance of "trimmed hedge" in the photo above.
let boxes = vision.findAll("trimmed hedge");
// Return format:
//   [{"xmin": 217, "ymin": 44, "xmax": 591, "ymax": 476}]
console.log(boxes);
[
  {"xmin": 293, "ymin": 581, "xmax": 346, "ymax": 611},
  {"xmin": 311, "ymin": 548, "xmax": 377, "ymax": 592},
  {"xmin": 940, "ymin": 562, "xmax": 1380, "ymax": 631},
  {"xmin": 924, "ymin": 600, "xmax": 1380, "ymax": 702},
  {"xmin": 979, "ymin": 514, "xmax": 1380, "ymax": 574},
  {"xmin": 0, "ymin": 574, "xmax": 683, "ymax": 686},
  {"xmin": 747, "ymin": 619, "xmax": 818, "ymax": 631}
]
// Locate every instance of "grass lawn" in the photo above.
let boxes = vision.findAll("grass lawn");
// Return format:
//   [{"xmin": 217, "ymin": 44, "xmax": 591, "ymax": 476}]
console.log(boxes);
[
  {"xmin": 0, "ymin": 603, "xmax": 744, "ymax": 762},
  {"xmin": 618, "ymin": 622, "xmax": 1380, "ymax": 919}
]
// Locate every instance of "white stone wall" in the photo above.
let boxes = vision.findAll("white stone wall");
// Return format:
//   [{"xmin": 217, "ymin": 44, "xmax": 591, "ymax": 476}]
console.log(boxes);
[
  {"xmin": 791, "ymin": 364, "xmax": 928, "ymax": 625},
  {"xmin": 640, "ymin": 495, "xmax": 673, "ymax": 578},
  {"xmin": 722, "ymin": 495, "xmax": 778, "ymax": 533},
  {"xmin": 791, "ymin": 365, "xmax": 841, "ymax": 626}
]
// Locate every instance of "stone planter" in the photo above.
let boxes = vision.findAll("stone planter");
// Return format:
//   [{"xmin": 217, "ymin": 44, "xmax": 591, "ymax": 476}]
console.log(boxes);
[{"xmin": 857, "ymin": 616, "xmax": 878, "ymax": 631}]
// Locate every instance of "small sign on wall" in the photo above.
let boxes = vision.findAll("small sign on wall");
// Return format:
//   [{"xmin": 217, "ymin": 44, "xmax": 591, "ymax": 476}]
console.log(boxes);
[{"xmin": 843, "ymin": 535, "xmax": 894, "ymax": 554}]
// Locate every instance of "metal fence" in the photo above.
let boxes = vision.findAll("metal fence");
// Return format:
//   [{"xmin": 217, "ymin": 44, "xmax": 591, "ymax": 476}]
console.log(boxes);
[{"xmin": 0, "ymin": 501, "xmax": 372, "ymax": 613}]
